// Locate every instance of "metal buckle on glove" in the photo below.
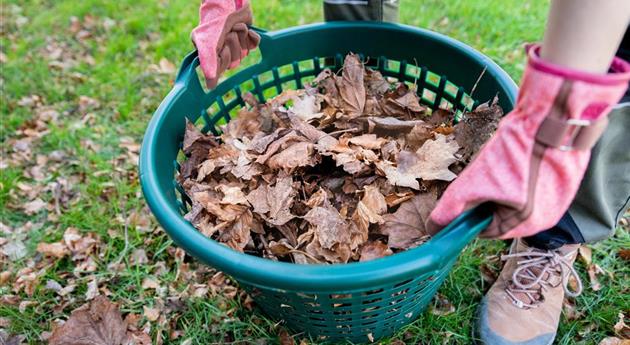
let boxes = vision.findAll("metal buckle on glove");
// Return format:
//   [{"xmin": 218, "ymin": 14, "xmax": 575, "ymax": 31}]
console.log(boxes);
[
  {"xmin": 558, "ymin": 118, "xmax": 591, "ymax": 151},
  {"xmin": 536, "ymin": 116, "xmax": 606, "ymax": 151}
]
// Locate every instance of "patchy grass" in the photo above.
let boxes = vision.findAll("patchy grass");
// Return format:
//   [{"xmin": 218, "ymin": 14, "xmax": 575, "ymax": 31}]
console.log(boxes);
[{"xmin": 1, "ymin": 0, "xmax": 628, "ymax": 344}]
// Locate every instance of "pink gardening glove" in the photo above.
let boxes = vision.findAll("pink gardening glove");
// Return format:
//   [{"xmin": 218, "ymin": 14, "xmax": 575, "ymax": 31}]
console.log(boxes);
[
  {"xmin": 428, "ymin": 45, "xmax": 630, "ymax": 239},
  {"xmin": 191, "ymin": 0, "xmax": 260, "ymax": 88}
]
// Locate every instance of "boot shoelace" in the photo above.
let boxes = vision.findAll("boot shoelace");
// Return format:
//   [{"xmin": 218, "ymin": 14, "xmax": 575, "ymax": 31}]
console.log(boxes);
[{"xmin": 500, "ymin": 249, "xmax": 583, "ymax": 309}]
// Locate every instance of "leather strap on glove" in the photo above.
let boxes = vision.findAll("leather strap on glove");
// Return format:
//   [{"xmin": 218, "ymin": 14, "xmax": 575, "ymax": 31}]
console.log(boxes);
[
  {"xmin": 428, "ymin": 45, "xmax": 630, "ymax": 239},
  {"xmin": 192, "ymin": 0, "xmax": 260, "ymax": 88}
]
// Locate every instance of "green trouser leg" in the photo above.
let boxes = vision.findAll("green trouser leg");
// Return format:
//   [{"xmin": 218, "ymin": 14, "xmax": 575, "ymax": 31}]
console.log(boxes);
[
  {"xmin": 568, "ymin": 104, "xmax": 630, "ymax": 242},
  {"xmin": 322, "ymin": 0, "xmax": 399, "ymax": 67},
  {"xmin": 323, "ymin": 0, "xmax": 399, "ymax": 22}
]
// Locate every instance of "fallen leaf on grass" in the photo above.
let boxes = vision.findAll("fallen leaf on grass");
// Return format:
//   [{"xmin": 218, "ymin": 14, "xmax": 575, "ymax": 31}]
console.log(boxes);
[
  {"xmin": 587, "ymin": 263, "xmax": 605, "ymax": 291},
  {"xmin": 578, "ymin": 245, "xmax": 592, "ymax": 265},
  {"xmin": 431, "ymin": 293, "xmax": 455, "ymax": 316},
  {"xmin": 618, "ymin": 248, "xmax": 630, "ymax": 261},
  {"xmin": 85, "ymin": 278, "xmax": 99, "ymax": 300},
  {"xmin": 614, "ymin": 312, "xmax": 630, "ymax": 338},
  {"xmin": 143, "ymin": 306, "xmax": 160, "ymax": 322},
  {"xmin": 141, "ymin": 277, "xmax": 160, "ymax": 290},
  {"xmin": 278, "ymin": 327, "xmax": 294, "ymax": 345},
  {"xmin": 37, "ymin": 242, "xmax": 69, "ymax": 258},
  {"xmin": 1, "ymin": 239, "xmax": 27, "ymax": 261},
  {"xmin": 598, "ymin": 337, "xmax": 630, "ymax": 345},
  {"xmin": 562, "ymin": 298, "xmax": 583, "ymax": 321},
  {"xmin": 23, "ymin": 198, "xmax": 47, "ymax": 215},
  {"xmin": 49, "ymin": 296, "xmax": 127, "ymax": 345}
]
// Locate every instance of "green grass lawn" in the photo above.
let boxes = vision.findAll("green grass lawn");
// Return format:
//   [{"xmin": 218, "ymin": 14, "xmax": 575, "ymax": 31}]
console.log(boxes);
[{"xmin": 1, "ymin": 1, "xmax": 629, "ymax": 344}]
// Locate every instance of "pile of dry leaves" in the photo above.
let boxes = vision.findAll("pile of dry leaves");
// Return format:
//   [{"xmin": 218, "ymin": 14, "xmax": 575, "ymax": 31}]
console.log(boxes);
[{"xmin": 179, "ymin": 54, "xmax": 502, "ymax": 264}]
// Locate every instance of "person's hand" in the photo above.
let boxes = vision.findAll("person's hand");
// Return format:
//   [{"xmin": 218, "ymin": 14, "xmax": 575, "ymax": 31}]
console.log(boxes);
[
  {"xmin": 191, "ymin": 0, "xmax": 260, "ymax": 88},
  {"xmin": 428, "ymin": 45, "xmax": 630, "ymax": 239}
]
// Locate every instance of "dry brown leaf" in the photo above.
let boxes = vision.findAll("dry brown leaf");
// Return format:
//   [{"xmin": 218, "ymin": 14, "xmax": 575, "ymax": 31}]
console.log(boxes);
[
  {"xmin": 23, "ymin": 198, "xmax": 47, "ymax": 215},
  {"xmin": 266, "ymin": 176, "xmax": 297, "ymax": 226},
  {"xmin": 290, "ymin": 93, "xmax": 323, "ymax": 122},
  {"xmin": 598, "ymin": 337, "xmax": 630, "ymax": 345},
  {"xmin": 49, "ymin": 296, "xmax": 128, "ymax": 345},
  {"xmin": 614, "ymin": 312, "xmax": 630, "ymax": 338},
  {"xmin": 454, "ymin": 96, "xmax": 502, "ymax": 161},
  {"xmin": 348, "ymin": 134, "xmax": 388, "ymax": 150},
  {"xmin": 365, "ymin": 69, "xmax": 390, "ymax": 96},
  {"xmin": 143, "ymin": 306, "xmax": 160, "ymax": 322},
  {"xmin": 218, "ymin": 209, "xmax": 254, "ymax": 251},
  {"xmin": 141, "ymin": 277, "xmax": 160, "ymax": 290},
  {"xmin": 618, "ymin": 248, "xmax": 630, "ymax": 261},
  {"xmin": 431, "ymin": 293, "xmax": 455, "ymax": 316},
  {"xmin": 381, "ymin": 193, "xmax": 437, "ymax": 249},
  {"xmin": 268, "ymin": 142, "xmax": 317, "ymax": 171},
  {"xmin": 37, "ymin": 242, "xmax": 69, "ymax": 258},
  {"xmin": 413, "ymin": 134, "xmax": 459, "ymax": 181},
  {"xmin": 216, "ymin": 185, "xmax": 248, "ymax": 205},
  {"xmin": 578, "ymin": 246, "xmax": 592, "ymax": 265},
  {"xmin": 352, "ymin": 185, "xmax": 388, "ymax": 245},
  {"xmin": 278, "ymin": 327, "xmax": 295, "ymax": 345},
  {"xmin": 338, "ymin": 54, "xmax": 366, "ymax": 117},
  {"xmin": 359, "ymin": 240, "xmax": 393, "ymax": 262},
  {"xmin": 390, "ymin": 89, "xmax": 425, "ymax": 113},
  {"xmin": 587, "ymin": 263, "xmax": 604, "ymax": 291},
  {"xmin": 304, "ymin": 203, "xmax": 351, "ymax": 251}
]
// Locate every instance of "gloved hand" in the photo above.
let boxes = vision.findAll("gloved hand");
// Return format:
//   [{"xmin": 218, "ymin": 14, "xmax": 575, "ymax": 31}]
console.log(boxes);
[
  {"xmin": 428, "ymin": 44, "xmax": 630, "ymax": 239},
  {"xmin": 191, "ymin": 0, "xmax": 260, "ymax": 88}
]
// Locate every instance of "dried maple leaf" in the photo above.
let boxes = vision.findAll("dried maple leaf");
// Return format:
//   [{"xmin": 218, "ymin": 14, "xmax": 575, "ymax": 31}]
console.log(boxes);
[
  {"xmin": 348, "ymin": 134, "xmax": 388, "ymax": 150},
  {"xmin": 304, "ymin": 203, "xmax": 351, "ymax": 250},
  {"xmin": 587, "ymin": 263, "xmax": 605, "ymax": 291},
  {"xmin": 352, "ymin": 185, "xmax": 387, "ymax": 245},
  {"xmin": 37, "ymin": 242, "xmax": 69, "ymax": 258},
  {"xmin": 454, "ymin": 96, "xmax": 502, "ymax": 161},
  {"xmin": 597, "ymin": 337, "xmax": 629, "ymax": 345},
  {"xmin": 278, "ymin": 327, "xmax": 295, "ymax": 345},
  {"xmin": 304, "ymin": 203, "xmax": 353, "ymax": 263},
  {"xmin": 338, "ymin": 54, "xmax": 366, "ymax": 117},
  {"xmin": 49, "ymin": 296, "xmax": 128, "ymax": 345},
  {"xmin": 430, "ymin": 293, "xmax": 455, "ymax": 316},
  {"xmin": 359, "ymin": 240, "xmax": 393, "ymax": 262},
  {"xmin": 578, "ymin": 246, "xmax": 592, "ymax": 265},
  {"xmin": 389, "ymin": 89, "xmax": 426, "ymax": 114},
  {"xmin": 290, "ymin": 93, "xmax": 324, "ymax": 122},
  {"xmin": 268, "ymin": 141, "xmax": 317, "ymax": 171},
  {"xmin": 246, "ymin": 176, "xmax": 297, "ymax": 227},
  {"xmin": 218, "ymin": 209, "xmax": 254, "ymax": 251},
  {"xmin": 182, "ymin": 119, "xmax": 216, "ymax": 154},
  {"xmin": 381, "ymin": 193, "xmax": 437, "ymax": 249},
  {"xmin": 365, "ymin": 69, "xmax": 390, "ymax": 96},
  {"xmin": 414, "ymin": 134, "xmax": 460, "ymax": 181}
]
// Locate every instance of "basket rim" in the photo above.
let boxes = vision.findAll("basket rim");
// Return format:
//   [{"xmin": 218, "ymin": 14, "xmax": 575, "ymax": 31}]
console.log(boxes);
[{"xmin": 140, "ymin": 22, "xmax": 514, "ymax": 291}]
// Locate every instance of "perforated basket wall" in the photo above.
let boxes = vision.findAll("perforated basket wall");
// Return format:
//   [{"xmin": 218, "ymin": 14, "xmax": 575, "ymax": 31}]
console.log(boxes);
[{"xmin": 140, "ymin": 22, "xmax": 517, "ymax": 344}]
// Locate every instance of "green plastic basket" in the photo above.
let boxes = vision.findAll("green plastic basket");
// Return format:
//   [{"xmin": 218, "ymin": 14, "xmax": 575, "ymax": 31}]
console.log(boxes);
[{"xmin": 140, "ymin": 22, "xmax": 517, "ymax": 343}]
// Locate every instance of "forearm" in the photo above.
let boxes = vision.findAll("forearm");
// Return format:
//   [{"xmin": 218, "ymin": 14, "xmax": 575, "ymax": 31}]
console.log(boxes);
[{"xmin": 541, "ymin": 0, "xmax": 630, "ymax": 73}]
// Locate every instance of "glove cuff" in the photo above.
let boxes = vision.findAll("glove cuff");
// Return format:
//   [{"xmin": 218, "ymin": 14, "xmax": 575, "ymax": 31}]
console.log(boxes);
[{"xmin": 526, "ymin": 44, "xmax": 630, "ymax": 86}]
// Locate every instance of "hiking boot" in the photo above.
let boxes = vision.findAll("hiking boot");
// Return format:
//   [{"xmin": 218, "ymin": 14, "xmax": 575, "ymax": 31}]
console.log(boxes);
[{"xmin": 477, "ymin": 239, "xmax": 582, "ymax": 345}]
